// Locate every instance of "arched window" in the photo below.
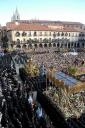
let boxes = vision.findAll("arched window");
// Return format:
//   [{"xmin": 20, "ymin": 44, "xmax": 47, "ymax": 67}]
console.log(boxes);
[
  {"xmin": 22, "ymin": 32, "xmax": 27, "ymax": 36},
  {"xmin": 39, "ymin": 32, "xmax": 42, "ymax": 36},
  {"xmin": 39, "ymin": 43, "xmax": 43, "ymax": 47},
  {"xmin": 34, "ymin": 31, "xmax": 37, "ymax": 36},
  {"xmin": 57, "ymin": 32, "xmax": 60, "ymax": 36},
  {"xmin": 68, "ymin": 43, "xmax": 70, "ymax": 48},
  {"xmin": 49, "ymin": 38, "xmax": 51, "ymax": 42},
  {"xmin": 16, "ymin": 45, "xmax": 21, "ymax": 48},
  {"xmin": 43, "ymin": 38, "xmax": 48, "ymax": 43},
  {"xmin": 28, "ymin": 32, "xmax": 31, "ymax": 36},
  {"xmin": 82, "ymin": 42, "xmax": 84, "ymax": 48},
  {"xmin": 65, "ymin": 33, "xmax": 68, "ymax": 36},
  {"xmin": 57, "ymin": 42, "xmax": 60, "ymax": 47},
  {"xmin": 44, "ymin": 32, "xmax": 47, "ymax": 36},
  {"xmin": 40, "ymin": 38, "xmax": 42, "ymax": 42},
  {"xmin": 49, "ymin": 43, "xmax": 52, "ymax": 47},
  {"xmin": 53, "ymin": 32, "xmax": 56, "ymax": 38},
  {"xmin": 61, "ymin": 32, "xmax": 64, "ymax": 36},
  {"xmin": 77, "ymin": 43, "xmax": 80, "ymax": 48},
  {"xmin": 16, "ymin": 39, "xmax": 20, "ymax": 44},
  {"xmin": 53, "ymin": 43, "xmax": 56, "ymax": 47},
  {"xmin": 34, "ymin": 44, "xmax": 37, "ymax": 48},
  {"xmin": 29, "ymin": 43, "xmax": 32, "ymax": 48},
  {"xmin": 22, "ymin": 44, "xmax": 26, "ymax": 49},
  {"xmin": 44, "ymin": 43, "xmax": 47, "ymax": 47},
  {"xmin": 49, "ymin": 32, "xmax": 51, "ymax": 36},
  {"xmin": 15, "ymin": 32, "xmax": 20, "ymax": 37}
]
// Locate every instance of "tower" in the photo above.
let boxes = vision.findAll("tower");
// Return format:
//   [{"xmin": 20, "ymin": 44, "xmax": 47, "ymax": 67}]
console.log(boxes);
[{"xmin": 11, "ymin": 7, "xmax": 20, "ymax": 21}]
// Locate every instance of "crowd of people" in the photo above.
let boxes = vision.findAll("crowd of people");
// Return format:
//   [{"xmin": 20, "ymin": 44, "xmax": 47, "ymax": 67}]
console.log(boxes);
[
  {"xmin": 0, "ymin": 54, "xmax": 55, "ymax": 128},
  {"xmin": 43, "ymin": 86, "xmax": 85, "ymax": 120},
  {"xmin": 0, "ymin": 47, "xmax": 85, "ymax": 128},
  {"xmin": 31, "ymin": 48, "xmax": 85, "ymax": 72}
]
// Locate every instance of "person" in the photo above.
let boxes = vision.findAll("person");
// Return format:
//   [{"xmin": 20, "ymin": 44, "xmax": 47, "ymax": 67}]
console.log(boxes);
[
  {"xmin": 28, "ymin": 94, "xmax": 33, "ymax": 105},
  {"xmin": 81, "ymin": 59, "xmax": 84, "ymax": 65},
  {"xmin": 35, "ymin": 106, "xmax": 46, "ymax": 128},
  {"xmin": 36, "ymin": 106, "xmax": 43, "ymax": 119}
]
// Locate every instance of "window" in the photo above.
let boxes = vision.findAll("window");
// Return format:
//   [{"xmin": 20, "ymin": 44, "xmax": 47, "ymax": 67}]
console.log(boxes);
[
  {"xmin": 69, "ymin": 33, "xmax": 70, "ymax": 37},
  {"xmin": 34, "ymin": 31, "xmax": 37, "ymax": 36},
  {"xmin": 44, "ymin": 32, "xmax": 47, "ymax": 36},
  {"xmin": 39, "ymin": 32, "xmax": 42, "ymax": 36},
  {"xmin": 34, "ymin": 38, "xmax": 37, "ymax": 41},
  {"xmin": 49, "ymin": 38, "xmax": 51, "ymax": 41},
  {"xmin": 15, "ymin": 32, "xmax": 20, "ymax": 37},
  {"xmin": 79, "ymin": 34, "xmax": 81, "ymax": 37},
  {"xmin": 40, "ymin": 38, "xmax": 42, "ymax": 42},
  {"xmin": 22, "ymin": 32, "xmax": 27, "ymax": 36},
  {"xmin": 23, "ymin": 38, "xmax": 25, "ymax": 42},
  {"xmin": 53, "ymin": 32, "xmax": 56, "ymax": 38},
  {"xmin": 16, "ymin": 39, "xmax": 20, "ymax": 44},
  {"xmin": 65, "ymin": 33, "xmax": 68, "ymax": 36},
  {"xmin": 61, "ymin": 32, "xmax": 64, "ymax": 36},
  {"xmin": 72, "ymin": 33, "xmax": 74, "ymax": 37},
  {"xmin": 28, "ymin": 32, "xmax": 31, "ymax": 36},
  {"xmin": 49, "ymin": 32, "xmax": 51, "ymax": 36},
  {"xmin": 57, "ymin": 32, "xmax": 60, "ymax": 36}
]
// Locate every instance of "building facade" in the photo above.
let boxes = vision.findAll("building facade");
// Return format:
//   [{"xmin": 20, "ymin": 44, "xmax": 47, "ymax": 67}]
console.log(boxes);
[{"xmin": 6, "ymin": 21, "xmax": 85, "ymax": 50}]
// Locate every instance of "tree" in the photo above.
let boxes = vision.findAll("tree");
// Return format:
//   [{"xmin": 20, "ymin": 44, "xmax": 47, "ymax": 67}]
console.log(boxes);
[{"xmin": 1, "ymin": 34, "xmax": 8, "ymax": 49}]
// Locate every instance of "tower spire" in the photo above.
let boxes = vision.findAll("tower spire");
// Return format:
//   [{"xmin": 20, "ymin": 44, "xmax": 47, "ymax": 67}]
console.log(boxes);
[{"xmin": 11, "ymin": 7, "xmax": 20, "ymax": 21}]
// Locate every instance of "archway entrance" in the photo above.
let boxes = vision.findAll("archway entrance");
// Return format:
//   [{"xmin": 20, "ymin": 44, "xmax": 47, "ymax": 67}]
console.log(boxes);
[
  {"xmin": 44, "ymin": 43, "xmax": 47, "ymax": 47},
  {"xmin": 53, "ymin": 43, "xmax": 56, "ymax": 47},
  {"xmin": 39, "ymin": 43, "xmax": 43, "ymax": 48},
  {"xmin": 49, "ymin": 43, "xmax": 52, "ymax": 47}
]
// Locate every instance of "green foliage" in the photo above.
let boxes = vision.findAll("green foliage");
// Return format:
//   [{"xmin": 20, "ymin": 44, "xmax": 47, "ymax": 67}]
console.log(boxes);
[{"xmin": 68, "ymin": 66, "xmax": 77, "ymax": 75}]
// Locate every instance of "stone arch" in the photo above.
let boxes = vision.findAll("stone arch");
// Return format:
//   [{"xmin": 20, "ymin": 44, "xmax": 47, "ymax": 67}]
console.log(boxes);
[
  {"xmin": 77, "ymin": 42, "xmax": 80, "ymax": 48},
  {"xmin": 49, "ymin": 43, "xmax": 52, "ymax": 47},
  {"xmin": 39, "ymin": 43, "xmax": 43, "ymax": 48},
  {"xmin": 65, "ymin": 43, "xmax": 67, "ymax": 48},
  {"xmin": 44, "ymin": 43, "xmax": 47, "ymax": 47},
  {"xmin": 57, "ymin": 42, "xmax": 60, "ymax": 48},
  {"xmin": 53, "ymin": 43, "xmax": 56, "ymax": 47},
  {"xmin": 16, "ymin": 39, "xmax": 20, "ymax": 44},
  {"xmin": 29, "ymin": 43, "xmax": 32, "ymax": 49},
  {"xmin": 71, "ymin": 42, "xmax": 74, "ymax": 47},
  {"xmin": 34, "ymin": 43, "xmax": 38, "ymax": 48},
  {"xmin": 74, "ymin": 43, "xmax": 76, "ymax": 48},
  {"xmin": 68, "ymin": 43, "xmax": 70, "ymax": 48},
  {"xmin": 22, "ymin": 44, "xmax": 26, "ymax": 49},
  {"xmin": 61, "ymin": 43, "xmax": 63, "ymax": 48},
  {"xmin": 16, "ymin": 44, "xmax": 21, "ymax": 48}
]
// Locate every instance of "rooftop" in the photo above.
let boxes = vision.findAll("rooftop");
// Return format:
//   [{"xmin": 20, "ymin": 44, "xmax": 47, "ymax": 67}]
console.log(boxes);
[{"xmin": 6, "ymin": 22, "xmax": 81, "ymax": 32}]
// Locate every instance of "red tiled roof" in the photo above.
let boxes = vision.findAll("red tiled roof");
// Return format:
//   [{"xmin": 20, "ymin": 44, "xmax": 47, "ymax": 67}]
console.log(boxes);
[
  {"xmin": 18, "ymin": 20, "xmax": 83, "ymax": 25},
  {"xmin": 6, "ymin": 22, "xmax": 82, "ymax": 32}
]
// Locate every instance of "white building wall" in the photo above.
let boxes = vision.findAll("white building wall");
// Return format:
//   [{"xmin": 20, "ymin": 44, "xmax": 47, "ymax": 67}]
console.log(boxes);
[{"xmin": 10, "ymin": 30, "xmax": 81, "ymax": 43}]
